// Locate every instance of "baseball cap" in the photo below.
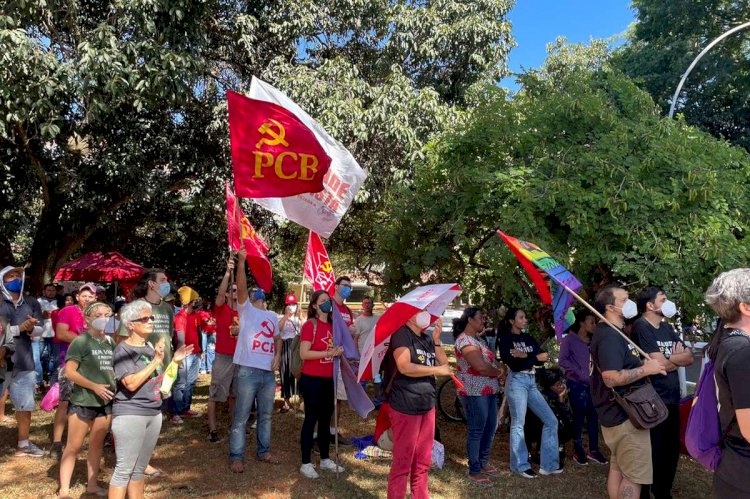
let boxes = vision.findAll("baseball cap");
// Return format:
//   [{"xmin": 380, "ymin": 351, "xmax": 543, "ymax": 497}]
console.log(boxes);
[
  {"xmin": 96, "ymin": 286, "xmax": 106, "ymax": 293},
  {"xmin": 252, "ymin": 288, "xmax": 266, "ymax": 302},
  {"xmin": 79, "ymin": 282, "xmax": 97, "ymax": 294},
  {"xmin": 285, "ymin": 294, "xmax": 297, "ymax": 305}
]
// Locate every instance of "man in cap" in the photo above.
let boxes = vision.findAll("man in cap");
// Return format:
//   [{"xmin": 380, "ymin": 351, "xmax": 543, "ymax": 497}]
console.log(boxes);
[{"xmin": 0, "ymin": 266, "xmax": 44, "ymax": 457}]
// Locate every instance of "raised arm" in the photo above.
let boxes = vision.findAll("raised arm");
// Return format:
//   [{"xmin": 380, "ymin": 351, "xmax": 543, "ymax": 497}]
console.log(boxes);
[
  {"xmin": 215, "ymin": 256, "xmax": 235, "ymax": 307},
  {"xmin": 236, "ymin": 247, "xmax": 248, "ymax": 305}
]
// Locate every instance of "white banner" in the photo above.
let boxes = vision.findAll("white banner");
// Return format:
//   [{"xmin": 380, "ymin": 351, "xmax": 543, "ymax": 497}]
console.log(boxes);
[{"xmin": 248, "ymin": 77, "xmax": 367, "ymax": 238}]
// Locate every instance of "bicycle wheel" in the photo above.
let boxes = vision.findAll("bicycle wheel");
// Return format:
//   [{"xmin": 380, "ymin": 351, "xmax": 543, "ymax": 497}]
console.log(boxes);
[{"xmin": 437, "ymin": 378, "xmax": 465, "ymax": 422}]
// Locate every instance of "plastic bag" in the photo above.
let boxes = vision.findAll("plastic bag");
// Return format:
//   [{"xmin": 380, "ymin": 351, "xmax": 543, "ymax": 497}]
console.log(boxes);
[{"xmin": 40, "ymin": 382, "xmax": 60, "ymax": 412}]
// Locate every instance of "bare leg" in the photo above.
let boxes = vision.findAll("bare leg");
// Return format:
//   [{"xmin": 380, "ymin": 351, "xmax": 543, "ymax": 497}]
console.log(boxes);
[
  {"xmin": 618, "ymin": 477, "xmax": 640, "ymax": 498},
  {"xmin": 607, "ymin": 467, "xmax": 622, "ymax": 499},
  {"xmin": 126, "ymin": 479, "xmax": 145, "ymax": 499},
  {"xmin": 108, "ymin": 485, "xmax": 127, "ymax": 499},
  {"xmin": 0, "ymin": 388, "xmax": 10, "ymax": 420},
  {"xmin": 16, "ymin": 411, "xmax": 31, "ymax": 442},
  {"xmin": 86, "ymin": 415, "xmax": 111, "ymax": 493},
  {"xmin": 59, "ymin": 413, "xmax": 91, "ymax": 494},
  {"xmin": 53, "ymin": 400, "xmax": 70, "ymax": 443}
]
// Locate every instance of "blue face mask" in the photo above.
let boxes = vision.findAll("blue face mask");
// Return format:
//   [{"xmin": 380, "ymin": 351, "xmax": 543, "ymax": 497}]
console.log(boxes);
[
  {"xmin": 319, "ymin": 300, "xmax": 332, "ymax": 314},
  {"xmin": 158, "ymin": 282, "xmax": 171, "ymax": 298},
  {"xmin": 5, "ymin": 278, "xmax": 22, "ymax": 293},
  {"xmin": 252, "ymin": 289, "xmax": 266, "ymax": 302},
  {"xmin": 339, "ymin": 285, "xmax": 352, "ymax": 300}
]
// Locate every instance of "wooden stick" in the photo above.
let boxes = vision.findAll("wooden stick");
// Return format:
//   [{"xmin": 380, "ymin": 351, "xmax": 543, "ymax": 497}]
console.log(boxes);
[{"xmin": 559, "ymin": 283, "xmax": 652, "ymax": 360}]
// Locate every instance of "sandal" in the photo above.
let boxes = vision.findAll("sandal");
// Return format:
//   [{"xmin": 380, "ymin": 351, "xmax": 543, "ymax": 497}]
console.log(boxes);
[
  {"xmin": 468, "ymin": 474, "xmax": 493, "ymax": 488},
  {"xmin": 481, "ymin": 465, "xmax": 499, "ymax": 476},
  {"xmin": 84, "ymin": 489, "xmax": 108, "ymax": 497},
  {"xmin": 256, "ymin": 453, "xmax": 281, "ymax": 464},
  {"xmin": 145, "ymin": 468, "xmax": 167, "ymax": 478}
]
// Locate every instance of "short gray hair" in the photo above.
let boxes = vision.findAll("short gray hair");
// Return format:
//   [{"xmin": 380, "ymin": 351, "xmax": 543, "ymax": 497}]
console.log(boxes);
[
  {"xmin": 704, "ymin": 268, "xmax": 750, "ymax": 323},
  {"xmin": 120, "ymin": 300, "xmax": 153, "ymax": 326}
]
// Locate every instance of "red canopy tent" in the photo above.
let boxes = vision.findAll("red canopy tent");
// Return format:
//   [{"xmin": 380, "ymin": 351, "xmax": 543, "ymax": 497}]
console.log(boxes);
[{"xmin": 55, "ymin": 252, "xmax": 146, "ymax": 298}]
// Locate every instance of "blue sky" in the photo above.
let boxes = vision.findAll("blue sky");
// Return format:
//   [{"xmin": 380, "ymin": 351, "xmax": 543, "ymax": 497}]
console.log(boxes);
[{"xmin": 500, "ymin": 0, "xmax": 636, "ymax": 90}]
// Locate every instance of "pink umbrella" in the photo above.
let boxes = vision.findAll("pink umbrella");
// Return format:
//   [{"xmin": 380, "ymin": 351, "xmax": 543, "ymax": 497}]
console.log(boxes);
[
  {"xmin": 54, "ymin": 251, "xmax": 145, "ymax": 282},
  {"xmin": 357, "ymin": 283, "xmax": 462, "ymax": 382}
]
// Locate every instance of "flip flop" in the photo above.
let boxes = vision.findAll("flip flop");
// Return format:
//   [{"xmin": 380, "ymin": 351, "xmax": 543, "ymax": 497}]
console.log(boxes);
[
  {"xmin": 145, "ymin": 469, "xmax": 167, "ymax": 478},
  {"xmin": 481, "ymin": 465, "xmax": 500, "ymax": 477},
  {"xmin": 468, "ymin": 474, "xmax": 493, "ymax": 488},
  {"xmin": 84, "ymin": 489, "xmax": 108, "ymax": 497}
]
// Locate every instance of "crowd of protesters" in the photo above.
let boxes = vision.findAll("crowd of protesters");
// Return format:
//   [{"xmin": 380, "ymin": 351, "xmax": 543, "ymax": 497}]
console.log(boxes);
[{"xmin": 1, "ymin": 258, "xmax": 748, "ymax": 499}]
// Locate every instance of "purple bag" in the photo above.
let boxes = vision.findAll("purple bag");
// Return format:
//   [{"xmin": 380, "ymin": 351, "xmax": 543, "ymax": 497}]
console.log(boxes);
[{"xmin": 685, "ymin": 362, "xmax": 723, "ymax": 470}]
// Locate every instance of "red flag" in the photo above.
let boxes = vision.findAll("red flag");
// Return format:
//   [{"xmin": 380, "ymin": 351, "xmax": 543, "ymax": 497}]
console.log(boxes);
[
  {"xmin": 227, "ymin": 90, "xmax": 332, "ymax": 199},
  {"xmin": 303, "ymin": 231, "xmax": 335, "ymax": 296},
  {"xmin": 225, "ymin": 183, "xmax": 273, "ymax": 292}
]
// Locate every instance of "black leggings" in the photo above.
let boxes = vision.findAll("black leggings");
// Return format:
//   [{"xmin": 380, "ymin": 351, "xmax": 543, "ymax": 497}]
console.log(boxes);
[{"xmin": 299, "ymin": 373, "xmax": 334, "ymax": 464}]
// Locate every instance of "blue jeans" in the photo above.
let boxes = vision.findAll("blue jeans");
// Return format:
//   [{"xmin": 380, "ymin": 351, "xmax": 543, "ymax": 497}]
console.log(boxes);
[
  {"xmin": 32, "ymin": 340, "xmax": 43, "ymax": 385},
  {"xmin": 49, "ymin": 343, "xmax": 61, "ymax": 383},
  {"xmin": 229, "ymin": 366, "xmax": 276, "ymax": 462},
  {"xmin": 200, "ymin": 333, "xmax": 215, "ymax": 373},
  {"xmin": 568, "ymin": 380, "xmax": 600, "ymax": 454},
  {"xmin": 461, "ymin": 393, "xmax": 498, "ymax": 474},
  {"xmin": 40, "ymin": 338, "xmax": 56, "ymax": 381},
  {"xmin": 170, "ymin": 353, "xmax": 200, "ymax": 415},
  {"xmin": 507, "ymin": 372, "xmax": 559, "ymax": 473}
]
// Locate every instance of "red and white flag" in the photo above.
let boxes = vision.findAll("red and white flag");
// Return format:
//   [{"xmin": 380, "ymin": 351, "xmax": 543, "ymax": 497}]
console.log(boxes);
[
  {"xmin": 226, "ymin": 183, "xmax": 273, "ymax": 292},
  {"xmin": 247, "ymin": 77, "xmax": 367, "ymax": 238},
  {"xmin": 303, "ymin": 231, "xmax": 335, "ymax": 296}
]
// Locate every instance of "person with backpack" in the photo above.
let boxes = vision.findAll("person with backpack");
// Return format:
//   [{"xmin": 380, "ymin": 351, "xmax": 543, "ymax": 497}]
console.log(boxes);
[
  {"xmin": 58, "ymin": 302, "xmax": 115, "ymax": 498},
  {"xmin": 703, "ymin": 269, "xmax": 750, "ymax": 498},
  {"xmin": 633, "ymin": 287, "xmax": 694, "ymax": 499},
  {"xmin": 298, "ymin": 289, "xmax": 345, "ymax": 479}
]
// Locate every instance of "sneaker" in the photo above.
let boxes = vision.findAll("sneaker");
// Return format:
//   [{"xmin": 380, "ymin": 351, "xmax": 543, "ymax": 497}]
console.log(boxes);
[
  {"xmin": 587, "ymin": 451, "xmax": 609, "ymax": 465},
  {"xmin": 539, "ymin": 466, "xmax": 564, "ymax": 476},
  {"xmin": 573, "ymin": 451, "xmax": 588, "ymax": 466},
  {"xmin": 517, "ymin": 469, "xmax": 537, "ymax": 479},
  {"xmin": 180, "ymin": 411, "xmax": 200, "ymax": 418},
  {"xmin": 15, "ymin": 443, "xmax": 44, "ymax": 458},
  {"xmin": 300, "ymin": 463, "xmax": 319, "ymax": 479},
  {"xmin": 319, "ymin": 458, "xmax": 345, "ymax": 472},
  {"xmin": 251, "ymin": 420, "xmax": 257, "ymax": 430},
  {"xmin": 171, "ymin": 415, "xmax": 184, "ymax": 425},
  {"xmin": 48, "ymin": 442, "xmax": 63, "ymax": 460},
  {"xmin": 208, "ymin": 431, "xmax": 221, "ymax": 443}
]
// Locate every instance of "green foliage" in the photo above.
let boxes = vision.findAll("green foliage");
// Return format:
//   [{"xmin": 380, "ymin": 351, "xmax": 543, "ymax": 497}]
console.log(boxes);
[
  {"xmin": 614, "ymin": 0, "xmax": 750, "ymax": 151},
  {"xmin": 380, "ymin": 44, "xmax": 750, "ymax": 319},
  {"xmin": 0, "ymin": 0, "xmax": 514, "ymax": 292}
]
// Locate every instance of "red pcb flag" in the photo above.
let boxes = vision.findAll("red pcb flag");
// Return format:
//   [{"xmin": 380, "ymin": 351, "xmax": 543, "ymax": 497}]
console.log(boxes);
[
  {"xmin": 227, "ymin": 90, "xmax": 332, "ymax": 199},
  {"xmin": 303, "ymin": 231, "xmax": 335, "ymax": 296},
  {"xmin": 225, "ymin": 183, "xmax": 273, "ymax": 292}
]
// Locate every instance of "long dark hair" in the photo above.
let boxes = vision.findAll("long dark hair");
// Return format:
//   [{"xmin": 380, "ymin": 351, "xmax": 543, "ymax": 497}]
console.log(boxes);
[
  {"xmin": 306, "ymin": 290, "xmax": 331, "ymax": 323},
  {"xmin": 501, "ymin": 307, "xmax": 523, "ymax": 335},
  {"xmin": 452, "ymin": 307, "xmax": 482, "ymax": 339},
  {"xmin": 708, "ymin": 319, "xmax": 725, "ymax": 363},
  {"xmin": 132, "ymin": 269, "xmax": 165, "ymax": 299}
]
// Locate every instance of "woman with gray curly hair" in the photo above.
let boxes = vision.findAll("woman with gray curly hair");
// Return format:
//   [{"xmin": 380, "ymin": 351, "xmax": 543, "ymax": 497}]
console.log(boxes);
[
  {"xmin": 704, "ymin": 268, "xmax": 750, "ymax": 498},
  {"xmin": 108, "ymin": 301, "xmax": 193, "ymax": 499}
]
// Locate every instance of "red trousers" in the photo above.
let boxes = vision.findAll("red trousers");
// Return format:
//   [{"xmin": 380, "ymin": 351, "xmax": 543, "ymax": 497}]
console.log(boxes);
[{"xmin": 387, "ymin": 406, "xmax": 435, "ymax": 499}]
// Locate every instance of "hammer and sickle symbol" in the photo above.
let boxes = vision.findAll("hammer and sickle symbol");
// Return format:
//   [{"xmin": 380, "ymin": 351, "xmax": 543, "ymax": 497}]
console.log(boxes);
[
  {"xmin": 255, "ymin": 119, "xmax": 289, "ymax": 149},
  {"xmin": 319, "ymin": 260, "xmax": 333, "ymax": 273}
]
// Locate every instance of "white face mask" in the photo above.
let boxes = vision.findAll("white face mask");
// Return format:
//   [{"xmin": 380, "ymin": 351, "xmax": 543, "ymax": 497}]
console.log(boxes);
[
  {"xmin": 414, "ymin": 311, "xmax": 431, "ymax": 329},
  {"xmin": 288, "ymin": 305, "xmax": 297, "ymax": 314},
  {"xmin": 91, "ymin": 317, "xmax": 109, "ymax": 331},
  {"xmin": 619, "ymin": 299, "xmax": 638, "ymax": 319},
  {"xmin": 658, "ymin": 300, "xmax": 677, "ymax": 319}
]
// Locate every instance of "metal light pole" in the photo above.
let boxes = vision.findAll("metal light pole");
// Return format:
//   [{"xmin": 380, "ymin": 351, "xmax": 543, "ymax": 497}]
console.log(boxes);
[{"xmin": 668, "ymin": 21, "xmax": 750, "ymax": 119}]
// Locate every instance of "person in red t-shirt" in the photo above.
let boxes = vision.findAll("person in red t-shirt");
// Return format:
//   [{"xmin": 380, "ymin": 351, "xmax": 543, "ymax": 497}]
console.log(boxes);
[
  {"xmin": 207, "ymin": 257, "xmax": 239, "ymax": 443},
  {"xmin": 298, "ymin": 290, "xmax": 345, "ymax": 479},
  {"xmin": 170, "ymin": 298, "xmax": 203, "ymax": 423}
]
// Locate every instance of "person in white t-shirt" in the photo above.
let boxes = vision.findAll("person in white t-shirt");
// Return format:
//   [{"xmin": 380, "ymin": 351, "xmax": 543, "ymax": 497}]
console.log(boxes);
[
  {"xmin": 38, "ymin": 283, "xmax": 59, "ymax": 385},
  {"xmin": 228, "ymin": 247, "xmax": 281, "ymax": 473}
]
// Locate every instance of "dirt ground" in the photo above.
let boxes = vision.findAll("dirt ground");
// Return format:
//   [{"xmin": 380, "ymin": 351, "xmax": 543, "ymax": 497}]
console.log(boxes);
[{"xmin": 0, "ymin": 375, "xmax": 713, "ymax": 498}]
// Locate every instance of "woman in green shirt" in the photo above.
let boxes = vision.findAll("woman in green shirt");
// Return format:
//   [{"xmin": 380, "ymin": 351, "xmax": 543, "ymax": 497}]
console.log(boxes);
[{"xmin": 58, "ymin": 302, "xmax": 115, "ymax": 498}]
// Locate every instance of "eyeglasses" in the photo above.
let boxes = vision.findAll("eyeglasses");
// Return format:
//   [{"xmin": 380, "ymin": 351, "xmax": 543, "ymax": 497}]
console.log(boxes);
[{"xmin": 131, "ymin": 316, "xmax": 155, "ymax": 324}]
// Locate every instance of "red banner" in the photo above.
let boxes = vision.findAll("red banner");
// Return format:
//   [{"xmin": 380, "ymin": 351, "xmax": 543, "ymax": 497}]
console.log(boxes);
[
  {"xmin": 225, "ymin": 183, "xmax": 272, "ymax": 292},
  {"xmin": 303, "ymin": 231, "xmax": 335, "ymax": 296},
  {"xmin": 227, "ymin": 90, "xmax": 331, "ymax": 199}
]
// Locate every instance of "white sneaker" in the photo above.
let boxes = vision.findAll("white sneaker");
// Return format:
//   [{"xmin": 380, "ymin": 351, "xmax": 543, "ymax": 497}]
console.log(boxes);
[
  {"xmin": 319, "ymin": 458, "xmax": 344, "ymax": 472},
  {"xmin": 300, "ymin": 463, "xmax": 319, "ymax": 479}
]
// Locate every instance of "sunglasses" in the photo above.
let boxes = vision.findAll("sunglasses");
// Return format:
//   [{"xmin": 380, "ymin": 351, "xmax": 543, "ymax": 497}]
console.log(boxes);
[{"xmin": 131, "ymin": 316, "xmax": 155, "ymax": 324}]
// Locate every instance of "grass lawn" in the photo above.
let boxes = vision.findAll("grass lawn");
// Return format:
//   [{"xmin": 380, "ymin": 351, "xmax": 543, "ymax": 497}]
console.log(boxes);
[{"xmin": 0, "ymin": 375, "xmax": 713, "ymax": 498}]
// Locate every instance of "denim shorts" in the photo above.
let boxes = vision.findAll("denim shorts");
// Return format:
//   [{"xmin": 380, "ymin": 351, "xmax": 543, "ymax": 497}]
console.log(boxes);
[{"xmin": 9, "ymin": 371, "xmax": 37, "ymax": 412}]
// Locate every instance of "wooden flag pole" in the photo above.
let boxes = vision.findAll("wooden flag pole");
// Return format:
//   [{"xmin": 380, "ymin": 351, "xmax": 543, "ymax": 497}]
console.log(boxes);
[{"xmin": 560, "ymin": 283, "xmax": 652, "ymax": 360}]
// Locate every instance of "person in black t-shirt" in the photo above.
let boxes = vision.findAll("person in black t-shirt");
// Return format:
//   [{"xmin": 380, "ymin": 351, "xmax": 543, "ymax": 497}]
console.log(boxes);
[
  {"xmin": 633, "ymin": 287, "xmax": 693, "ymax": 499},
  {"xmin": 385, "ymin": 310, "xmax": 451, "ymax": 499},
  {"xmin": 704, "ymin": 269, "xmax": 750, "ymax": 498},
  {"xmin": 498, "ymin": 308, "xmax": 560, "ymax": 478},
  {"xmin": 590, "ymin": 285, "xmax": 666, "ymax": 499}
]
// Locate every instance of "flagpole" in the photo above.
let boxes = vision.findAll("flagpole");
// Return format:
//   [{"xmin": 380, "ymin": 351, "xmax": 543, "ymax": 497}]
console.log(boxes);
[
  {"xmin": 560, "ymin": 283, "xmax": 652, "ymax": 360},
  {"xmin": 334, "ymin": 357, "xmax": 339, "ymax": 479}
]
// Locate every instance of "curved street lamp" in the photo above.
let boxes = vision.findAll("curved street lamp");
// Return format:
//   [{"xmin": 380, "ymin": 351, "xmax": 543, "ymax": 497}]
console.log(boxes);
[{"xmin": 668, "ymin": 20, "xmax": 750, "ymax": 119}]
